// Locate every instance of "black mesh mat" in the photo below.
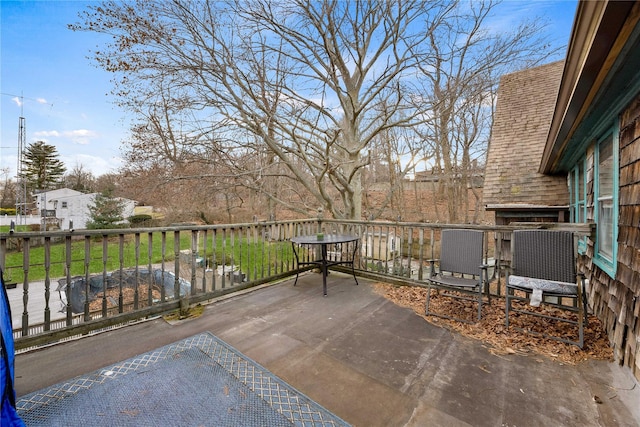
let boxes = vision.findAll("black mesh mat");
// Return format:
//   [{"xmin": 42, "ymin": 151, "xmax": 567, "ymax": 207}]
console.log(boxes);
[{"xmin": 16, "ymin": 332, "xmax": 349, "ymax": 427}]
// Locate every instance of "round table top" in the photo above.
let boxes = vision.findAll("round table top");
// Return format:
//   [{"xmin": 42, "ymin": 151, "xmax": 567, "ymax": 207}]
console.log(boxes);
[{"xmin": 290, "ymin": 234, "xmax": 359, "ymax": 245}]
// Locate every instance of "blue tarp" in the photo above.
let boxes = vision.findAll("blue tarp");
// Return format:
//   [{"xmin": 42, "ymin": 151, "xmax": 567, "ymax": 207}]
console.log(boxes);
[{"xmin": 1, "ymin": 268, "xmax": 25, "ymax": 426}]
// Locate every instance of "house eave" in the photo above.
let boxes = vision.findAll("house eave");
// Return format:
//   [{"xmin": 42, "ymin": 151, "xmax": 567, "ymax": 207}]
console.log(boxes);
[
  {"xmin": 540, "ymin": 0, "xmax": 639, "ymax": 174},
  {"xmin": 485, "ymin": 204, "xmax": 569, "ymax": 212}
]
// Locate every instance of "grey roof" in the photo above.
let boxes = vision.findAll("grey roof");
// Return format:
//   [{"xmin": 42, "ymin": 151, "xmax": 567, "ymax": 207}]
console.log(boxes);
[{"xmin": 484, "ymin": 61, "xmax": 569, "ymax": 208}]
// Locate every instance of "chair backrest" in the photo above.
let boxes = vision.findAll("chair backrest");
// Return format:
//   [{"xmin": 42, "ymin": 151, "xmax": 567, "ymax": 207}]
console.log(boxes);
[
  {"xmin": 439, "ymin": 229, "xmax": 484, "ymax": 277},
  {"xmin": 512, "ymin": 230, "xmax": 575, "ymax": 283}
]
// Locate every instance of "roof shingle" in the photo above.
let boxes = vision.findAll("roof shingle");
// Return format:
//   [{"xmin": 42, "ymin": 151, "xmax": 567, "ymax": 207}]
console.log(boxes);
[{"xmin": 484, "ymin": 61, "xmax": 569, "ymax": 208}]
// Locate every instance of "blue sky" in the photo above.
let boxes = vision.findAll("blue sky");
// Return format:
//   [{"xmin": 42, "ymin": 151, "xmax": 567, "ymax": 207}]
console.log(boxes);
[{"xmin": 1, "ymin": 0, "xmax": 578, "ymax": 179}]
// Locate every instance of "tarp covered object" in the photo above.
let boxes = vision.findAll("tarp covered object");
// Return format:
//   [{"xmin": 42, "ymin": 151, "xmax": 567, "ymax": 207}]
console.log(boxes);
[{"xmin": 1, "ymin": 268, "xmax": 25, "ymax": 426}]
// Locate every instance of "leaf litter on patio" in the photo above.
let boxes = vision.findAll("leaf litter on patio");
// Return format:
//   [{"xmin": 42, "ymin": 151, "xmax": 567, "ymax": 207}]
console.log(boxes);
[{"xmin": 372, "ymin": 282, "xmax": 613, "ymax": 365}]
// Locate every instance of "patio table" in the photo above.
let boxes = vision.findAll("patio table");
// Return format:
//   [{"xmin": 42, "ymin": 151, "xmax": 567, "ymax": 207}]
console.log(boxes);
[{"xmin": 290, "ymin": 234, "xmax": 359, "ymax": 296}]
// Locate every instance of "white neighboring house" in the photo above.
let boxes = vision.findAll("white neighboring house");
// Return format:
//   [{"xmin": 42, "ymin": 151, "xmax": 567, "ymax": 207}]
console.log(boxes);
[{"xmin": 35, "ymin": 188, "xmax": 136, "ymax": 230}]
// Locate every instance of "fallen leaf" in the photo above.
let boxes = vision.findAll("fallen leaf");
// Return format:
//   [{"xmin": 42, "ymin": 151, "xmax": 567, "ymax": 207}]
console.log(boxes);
[{"xmin": 372, "ymin": 281, "xmax": 614, "ymax": 365}]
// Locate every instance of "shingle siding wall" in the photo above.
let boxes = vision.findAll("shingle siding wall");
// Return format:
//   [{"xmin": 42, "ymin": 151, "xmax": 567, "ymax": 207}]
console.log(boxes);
[
  {"xmin": 484, "ymin": 61, "xmax": 568, "ymax": 207},
  {"xmin": 582, "ymin": 93, "xmax": 640, "ymax": 381}
]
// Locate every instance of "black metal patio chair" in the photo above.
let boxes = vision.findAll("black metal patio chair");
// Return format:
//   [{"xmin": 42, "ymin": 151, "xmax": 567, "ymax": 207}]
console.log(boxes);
[
  {"xmin": 425, "ymin": 229, "xmax": 489, "ymax": 323},
  {"xmin": 505, "ymin": 230, "xmax": 588, "ymax": 348}
]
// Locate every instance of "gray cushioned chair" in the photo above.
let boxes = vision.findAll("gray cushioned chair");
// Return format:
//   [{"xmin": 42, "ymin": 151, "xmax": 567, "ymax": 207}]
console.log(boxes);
[
  {"xmin": 505, "ymin": 230, "xmax": 587, "ymax": 348},
  {"xmin": 425, "ymin": 229, "xmax": 489, "ymax": 323}
]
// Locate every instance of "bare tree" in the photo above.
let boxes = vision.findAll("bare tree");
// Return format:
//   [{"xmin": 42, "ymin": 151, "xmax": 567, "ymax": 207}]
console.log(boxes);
[
  {"xmin": 0, "ymin": 168, "xmax": 17, "ymax": 210},
  {"xmin": 63, "ymin": 162, "xmax": 96, "ymax": 193},
  {"xmin": 410, "ymin": 1, "xmax": 557, "ymax": 222},
  {"xmin": 71, "ymin": 0, "xmax": 557, "ymax": 221}
]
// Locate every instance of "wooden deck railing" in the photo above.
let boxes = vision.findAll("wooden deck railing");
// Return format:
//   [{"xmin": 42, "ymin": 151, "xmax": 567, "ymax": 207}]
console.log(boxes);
[{"xmin": 1, "ymin": 218, "xmax": 593, "ymax": 350}]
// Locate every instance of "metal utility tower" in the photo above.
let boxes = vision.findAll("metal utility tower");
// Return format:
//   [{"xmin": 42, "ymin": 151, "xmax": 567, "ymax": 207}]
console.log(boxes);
[{"xmin": 16, "ymin": 116, "xmax": 28, "ymax": 221}]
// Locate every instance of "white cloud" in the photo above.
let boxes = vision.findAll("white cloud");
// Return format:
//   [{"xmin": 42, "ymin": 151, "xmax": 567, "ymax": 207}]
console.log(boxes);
[
  {"xmin": 0, "ymin": 153, "xmax": 18, "ymax": 178},
  {"xmin": 34, "ymin": 130, "xmax": 61, "ymax": 138},
  {"xmin": 36, "ymin": 98, "xmax": 48, "ymax": 104},
  {"xmin": 66, "ymin": 129, "xmax": 94, "ymax": 137},
  {"xmin": 65, "ymin": 129, "xmax": 98, "ymax": 145},
  {"xmin": 11, "ymin": 97, "xmax": 22, "ymax": 107},
  {"xmin": 32, "ymin": 129, "xmax": 99, "ymax": 145}
]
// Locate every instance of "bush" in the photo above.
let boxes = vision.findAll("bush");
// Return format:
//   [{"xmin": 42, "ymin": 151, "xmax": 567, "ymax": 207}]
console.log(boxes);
[
  {"xmin": 128, "ymin": 214, "xmax": 153, "ymax": 226},
  {"xmin": 0, "ymin": 208, "xmax": 17, "ymax": 216}
]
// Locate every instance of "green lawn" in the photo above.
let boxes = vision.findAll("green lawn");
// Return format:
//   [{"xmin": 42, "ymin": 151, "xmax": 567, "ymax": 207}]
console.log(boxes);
[{"xmin": 1, "ymin": 231, "xmax": 295, "ymax": 283}]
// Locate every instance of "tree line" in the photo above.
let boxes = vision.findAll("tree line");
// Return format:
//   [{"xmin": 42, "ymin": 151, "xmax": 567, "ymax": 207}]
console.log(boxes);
[{"xmin": 3, "ymin": 1, "xmax": 563, "ymax": 226}]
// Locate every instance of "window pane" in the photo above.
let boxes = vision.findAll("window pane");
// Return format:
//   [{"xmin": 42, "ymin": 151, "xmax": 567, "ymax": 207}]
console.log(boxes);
[
  {"xmin": 598, "ymin": 198, "xmax": 613, "ymax": 259},
  {"xmin": 599, "ymin": 136, "xmax": 613, "ymax": 198},
  {"xmin": 578, "ymin": 202, "xmax": 585, "ymax": 223},
  {"xmin": 578, "ymin": 162, "xmax": 584, "ymax": 199},
  {"xmin": 569, "ymin": 173, "xmax": 574, "ymax": 206},
  {"xmin": 598, "ymin": 135, "xmax": 614, "ymax": 260}
]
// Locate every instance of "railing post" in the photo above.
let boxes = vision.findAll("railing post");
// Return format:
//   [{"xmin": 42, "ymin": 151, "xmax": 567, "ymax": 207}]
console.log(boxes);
[
  {"xmin": 134, "ymin": 233, "xmax": 141, "ymax": 310},
  {"xmin": 211, "ymin": 229, "xmax": 218, "ymax": 290},
  {"xmin": 21, "ymin": 237, "xmax": 30, "ymax": 336},
  {"xmin": 148, "ymin": 232, "xmax": 154, "ymax": 307},
  {"xmin": 221, "ymin": 228, "xmax": 227, "ymax": 288},
  {"xmin": 160, "ymin": 231, "xmax": 167, "ymax": 301},
  {"xmin": 201, "ymin": 230, "xmax": 208, "ymax": 293},
  {"xmin": 84, "ymin": 236, "xmax": 91, "ymax": 322},
  {"xmin": 253, "ymin": 224, "xmax": 264, "ymax": 279},
  {"xmin": 102, "ymin": 235, "xmax": 108, "ymax": 318},
  {"xmin": 174, "ymin": 230, "xmax": 188, "ymax": 316},
  {"xmin": 191, "ymin": 230, "xmax": 198, "ymax": 296},
  {"xmin": 43, "ymin": 237, "xmax": 51, "ymax": 331},
  {"xmin": 65, "ymin": 235, "xmax": 73, "ymax": 326},
  {"xmin": 418, "ymin": 229, "xmax": 425, "ymax": 280},
  {"xmin": 118, "ymin": 233, "xmax": 125, "ymax": 313}
]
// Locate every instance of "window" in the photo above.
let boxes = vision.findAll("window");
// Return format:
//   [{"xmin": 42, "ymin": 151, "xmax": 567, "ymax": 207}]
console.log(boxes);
[
  {"xmin": 61, "ymin": 201, "xmax": 68, "ymax": 209},
  {"xmin": 569, "ymin": 129, "xmax": 618, "ymax": 278},
  {"xmin": 570, "ymin": 160, "xmax": 586, "ymax": 223},
  {"xmin": 569, "ymin": 160, "xmax": 587, "ymax": 253},
  {"xmin": 593, "ymin": 130, "xmax": 618, "ymax": 277},
  {"xmin": 596, "ymin": 134, "xmax": 615, "ymax": 262}
]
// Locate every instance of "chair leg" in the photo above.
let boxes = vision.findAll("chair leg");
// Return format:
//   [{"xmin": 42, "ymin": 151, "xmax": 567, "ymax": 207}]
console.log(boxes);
[
  {"xmin": 484, "ymin": 273, "xmax": 491, "ymax": 306},
  {"xmin": 578, "ymin": 312, "xmax": 584, "ymax": 348},
  {"xmin": 505, "ymin": 287, "xmax": 511, "ymax": 328},
  {"xmin": 578, "ymin": 284, "xmax": 586, "ymax": 348}
]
